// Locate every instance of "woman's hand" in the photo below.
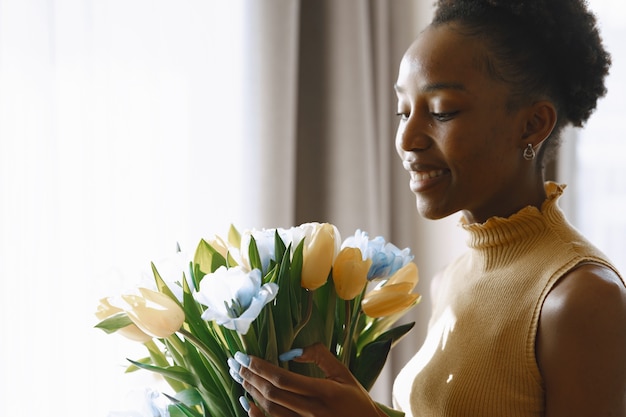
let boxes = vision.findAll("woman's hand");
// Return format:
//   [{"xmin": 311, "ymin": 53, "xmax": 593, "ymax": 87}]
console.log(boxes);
[{"xmin": 234, "ymin": 343, "xmax": 387, "ymax": 417}]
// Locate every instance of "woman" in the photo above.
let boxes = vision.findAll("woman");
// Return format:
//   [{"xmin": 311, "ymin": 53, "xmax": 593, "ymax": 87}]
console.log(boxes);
[{"xmin": 232, "ymin": 1, "xmax": 626, "ymax": 415}]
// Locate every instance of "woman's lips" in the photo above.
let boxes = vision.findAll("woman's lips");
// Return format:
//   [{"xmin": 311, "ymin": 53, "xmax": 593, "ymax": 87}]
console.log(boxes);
[{"xmin": 408, "ymin": 169, "xmax": 449, "ymax": 192}]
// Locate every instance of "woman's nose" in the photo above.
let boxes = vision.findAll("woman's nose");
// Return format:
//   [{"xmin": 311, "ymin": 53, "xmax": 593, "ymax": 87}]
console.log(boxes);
[{"xmin": 396, "ymin": 117, "xmax": 432, "ymax": 153}]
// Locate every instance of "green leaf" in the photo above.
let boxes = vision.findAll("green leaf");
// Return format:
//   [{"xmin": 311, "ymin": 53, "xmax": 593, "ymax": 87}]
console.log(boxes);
[
  {"xmin": 290, "ymin": 302, "xmax": 328, "ymax": 378},
  {"xmin": 181, "ymin": 277, "xmax": 223, "ymax": 357},
  {"xmin": 151, "ymin": 262, "xmax": 181, "ymax": 302},
  {"xmin": 290, "ymin": 240, "xmax": 305, "ymax": 311},
  {"xmin": 247, "ymin": 236, "xmax": 262, "ymax": 271},
  {"xmin": 350, "ymin": 322, "xmax": 415, "ymax": 390},
  {"xmin": 274, "ymin": 230, "xmax": 286, "ymax": 266},
  {"xmin": 290, "ymin": 239, "xmax": 304, "ymax": 285},
  {"xmin": 226, "ymin": 251, "xmax": 239, "ymax": 268},
  {"xmin": 376, "ymin": 322, "xmax": 415, "ymax": 348},
  {"xmin": 94, "ymin": 312, "xmax": 133, "ymax": 334},
  {"xmin": 258, "ymin": 305, "xmax": 278, "ymax": 365},
  {"xmin": 350, "ymin": 339, "xmax": 392, "ymax": 391},
  {"xmin": 168, "ymin": 405, "xmax": 200, "ymax": 417},
  {"xmin": 164, "ymin": 337, "xmax": 187, "ymax": 368},
  {"xmin": 313, "ymin": 280, "xmax": 336, "ymax": 349},
  {"xmin": 124, "ymin": 356, "xmax": 151, "ymax": 373},
  {"xmin": 358, "ymin": 320, "xmax": 415, "ymax": 355},
  {"xmin": 142, "ymin": 339, "xmax": 187, "ymax": 392},
  {"xmin": 217, "ymin": 323, "xmax": 245, "ymax": 356},
  {"xmin": 127, "ymin": 359, "xmax": 199, "ymax": 387},
  {"xmin": 175, "ymin": 340, "xmax": 233, "ymax": 405},
  {"xmin": 165, "ymin": 394, "xmax": 205, "ymax": 417},
  {"xmin": 263, "ymin": 264, "xmax": 278, "ymax": 285},
  {"xmin": 173, "ymin": 388, "xmax": 204, "ymax": 407},
  {"xmin": 272, "ymin": 246, "xmax": 296, "ymax": 355},
  {"xmin": 228, "ymin": 224, "xmax": 241, "ymax": 248},
  {"xmin": 194, "ymin": 239, "xmax": 227, "ymax": 276},
  {"xmin": 357, "ymin": 308, "xmax": 415, "ymax": 350}
]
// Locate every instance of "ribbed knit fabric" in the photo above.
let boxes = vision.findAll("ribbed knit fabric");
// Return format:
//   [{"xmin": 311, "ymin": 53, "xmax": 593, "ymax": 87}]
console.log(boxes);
[{"xmin": 392, "ymin": 182, "xmax": 623, "ymax": 417}]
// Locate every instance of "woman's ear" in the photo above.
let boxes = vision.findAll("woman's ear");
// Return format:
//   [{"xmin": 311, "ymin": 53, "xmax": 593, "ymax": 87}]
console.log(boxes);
[{"xmin": 522, "ymin": 100, "xmax": 557, "ymax": 147}]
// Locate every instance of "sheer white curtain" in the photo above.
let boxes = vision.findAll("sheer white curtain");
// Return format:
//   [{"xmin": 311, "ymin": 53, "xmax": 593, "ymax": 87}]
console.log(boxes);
[{"xmin": 0, "ymin": 1, "xmax": 249, "ymax": 415}]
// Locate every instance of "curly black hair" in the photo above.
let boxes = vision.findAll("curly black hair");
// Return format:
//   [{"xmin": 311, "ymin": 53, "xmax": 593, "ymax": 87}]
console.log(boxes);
[{"xmin": 432, "ymin": 0, "xmax": 611, "ymax": 165}]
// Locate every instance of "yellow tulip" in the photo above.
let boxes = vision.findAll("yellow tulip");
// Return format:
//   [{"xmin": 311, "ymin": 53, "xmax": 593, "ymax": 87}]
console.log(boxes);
[
  {"xmin": 386, "ymin": 262, "xmax": 419, "ymax": 290},
  {"xmin": 361, "ymin": 289, "xmax": 420, "ymax": 318},
  {"xmin": 361, "ymin": 262, "xmax": 420, "ymax": 318},
  {"xmin": 301, "ymin": 223, "xmax": 337, "ymax": 290},
  {"xmin": 122, "ymin": 288, "xmax": 185, "ymax": 339},
  {"xmin": 332, "ymin": 247, "xmax": 372, "ymax": 300},
  {"xmin": 95, "ymin": 297, "xmax": 153, "ymax": 343}
]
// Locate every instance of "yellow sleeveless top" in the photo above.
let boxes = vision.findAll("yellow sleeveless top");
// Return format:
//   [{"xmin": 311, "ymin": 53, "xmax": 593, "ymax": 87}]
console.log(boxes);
[{"xmin": 392, "ymin": 182, "xmax": 623, "ymax": 416}]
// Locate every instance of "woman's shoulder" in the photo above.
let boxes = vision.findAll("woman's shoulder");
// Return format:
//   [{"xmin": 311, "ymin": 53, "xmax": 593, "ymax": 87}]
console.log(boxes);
[
  {"xmin": 540, "ymin": 263, "xmax": 626, "ymax": 339},
  {"xmin": 537, "ymin": 263, "xmax": 626, "ymax": 414},
  {"xmin": 542, "ymin": 263, "xmax": 625, "ymax": 326},
  {"xmin": 547, "ymin": 262, "xmax": 624, "ymax": 300}
]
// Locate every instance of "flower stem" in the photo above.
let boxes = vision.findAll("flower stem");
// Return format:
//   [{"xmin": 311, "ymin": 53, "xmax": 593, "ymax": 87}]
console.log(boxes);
[
  {"xmin": 242, "ymin": 325, "xmax": 260, "ymax": 357},
  {"xmin": 143, "ymin": 340, "xmax": 186, "ymax": 392},
  {"xmin": 292, "ymin": 290, "xmax": 313, "ymax": 340},
  {"xmin": 339, "ymin": 300, "xmax": 353, "ymax": 365},
  {"xmin": 177, "ymin": 327, "xmax": 242, "ymax": 415},
  {"xmin": 177, "ymin": 328, "xmax": 228, "ymax": 376},
  {"xmin": 166, "ymin": 333, "xmax": 187, "ymax": 357}
]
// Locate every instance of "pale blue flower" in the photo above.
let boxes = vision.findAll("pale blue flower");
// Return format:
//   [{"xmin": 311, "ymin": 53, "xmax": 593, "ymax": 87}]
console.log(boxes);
[
  {"xmin": 342, "ymin": 230, "xmax": 414, "ymax": 280},
  {"xmin": 194, "ymin": 266, "xmax": 278, "ymax": 334}
]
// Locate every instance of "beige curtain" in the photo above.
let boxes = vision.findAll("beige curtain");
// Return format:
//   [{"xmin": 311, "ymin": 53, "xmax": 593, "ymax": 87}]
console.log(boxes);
[{"xmin": 241, "ymin": 0, "xmax": 467, "ymax": 405}]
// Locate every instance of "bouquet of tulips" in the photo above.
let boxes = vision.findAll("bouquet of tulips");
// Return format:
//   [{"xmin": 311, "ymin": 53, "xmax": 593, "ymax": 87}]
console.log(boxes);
[{"xmin": 95, "ymin": 222, "xmax": 420, "ymax": 417}]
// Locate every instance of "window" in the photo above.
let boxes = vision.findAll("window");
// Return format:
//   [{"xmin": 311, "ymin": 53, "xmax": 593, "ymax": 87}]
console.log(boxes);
[
  {"xmin": 561, "ymin": 0, "xmax": 626, "ymax": 274},
  {"xmin": 0, "ymin": 2, "xmax": 246, "ymax": 416}
]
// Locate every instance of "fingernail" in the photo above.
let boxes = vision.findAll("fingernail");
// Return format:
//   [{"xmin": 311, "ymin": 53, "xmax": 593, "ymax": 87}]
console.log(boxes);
[
  {"xmin": 227, "ymin": 357, "xmax": 241, "ymax": 372},
  {"xmin": 229, "ymin": 367, "xmax": 243, "ymax": 384},
  {"xmin": 279, "ymin": 348, "xmax": 303, "ymax": 362},
  {"xmin": 239, "ymin": 396, "xmax": 250, "ymax": 412},
  {"xmin": 234, "ymin": 351, "xmax": 251, "ymax": 368}
]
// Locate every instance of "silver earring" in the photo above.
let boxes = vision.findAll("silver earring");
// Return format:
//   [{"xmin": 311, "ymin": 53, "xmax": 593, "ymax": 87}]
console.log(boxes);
[{"xmin": 523, "ymin": 143, "xmax": 536, "ymax": 160}]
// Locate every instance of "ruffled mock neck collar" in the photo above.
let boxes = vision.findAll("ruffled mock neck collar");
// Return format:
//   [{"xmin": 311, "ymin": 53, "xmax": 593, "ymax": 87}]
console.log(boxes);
[{"xmin": 460, "ymin": 182, "xmax": 566, "ymax": 250}]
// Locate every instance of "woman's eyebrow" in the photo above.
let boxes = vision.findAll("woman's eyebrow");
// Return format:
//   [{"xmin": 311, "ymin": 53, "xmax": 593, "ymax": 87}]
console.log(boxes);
[
  {"xmin": 422, "ymin": 82, "xmax": 465, "ymax": 92},
  {"xmin": 394, "ymin": 82, "xmax": 466, "ymax": 94}
]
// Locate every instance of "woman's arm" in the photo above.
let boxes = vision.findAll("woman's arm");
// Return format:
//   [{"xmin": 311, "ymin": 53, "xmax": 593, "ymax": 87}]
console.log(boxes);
[
  {"xmin": 537, "ymin": 263, "xmax": 626, "ymax": 416},
  {"xmin": 237, "ymin": 343, "xmax": 388, "ymax": 417}
]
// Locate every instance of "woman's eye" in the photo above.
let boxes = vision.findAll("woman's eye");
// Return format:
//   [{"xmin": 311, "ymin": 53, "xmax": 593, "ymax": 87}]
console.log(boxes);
[
  {"xmin": 431, "ymin": 111, "xmax": 458, "ymax": 122},
  {"xmin": 396, "ymin": 112, "xmax": 410, "ymax": 121}
]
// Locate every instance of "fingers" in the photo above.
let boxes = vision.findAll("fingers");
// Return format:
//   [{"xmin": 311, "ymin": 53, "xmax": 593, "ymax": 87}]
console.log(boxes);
[
  {"xmin": 293, "ymin": 343, "xmax": 355, "ymax": 383},
  {"xmin": 243, "ymin": 377, "xmax": 303, "ymax": 417},
  {"xmin": 243, "ymin": 396, "xmax": 291, "ymax": 417},
  {"xmin": 232, "ymin": 350, "xmax": 316, "ymax": 415},
  {"xmin": 246, "ymin": 399, "xmax": 264, "ymax": 417},
  {"xmin": 232, "ymin": 344, "xmax": 362, "ymax": 417},
  {"xmin": 242, "ymin": 352, "xmax": 321, "ymax": 396}
]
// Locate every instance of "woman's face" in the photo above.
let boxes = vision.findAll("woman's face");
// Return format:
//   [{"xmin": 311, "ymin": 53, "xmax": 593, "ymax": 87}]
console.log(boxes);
[{"xmin": 395, "ymin": 23, "xmax": 535, "ymax": 223}]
